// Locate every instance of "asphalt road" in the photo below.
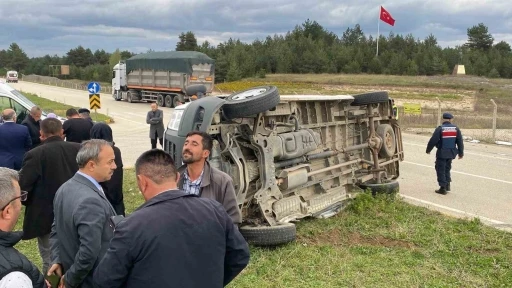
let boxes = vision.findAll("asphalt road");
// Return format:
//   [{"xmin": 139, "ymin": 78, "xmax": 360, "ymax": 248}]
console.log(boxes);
[
  {"xmin": 12, "ymin": 81, "xmax": 175, "ymax": 167},
  {"xmin": 10, "ymin": 81, "xmax": 512, "ymax": 230}
]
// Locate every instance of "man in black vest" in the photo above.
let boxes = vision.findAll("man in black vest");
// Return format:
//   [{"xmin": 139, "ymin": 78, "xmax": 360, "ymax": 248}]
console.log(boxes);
[
  {"xmin": 0, "ymin": 167, "xmax": 44, "ymax": 287},
  {"xmin": 426, "ymin": 112, "xmax": 464, "ymax": 195}
]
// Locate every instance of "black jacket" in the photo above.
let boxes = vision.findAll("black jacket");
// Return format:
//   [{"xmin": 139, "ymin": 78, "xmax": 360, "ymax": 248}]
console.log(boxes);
[
  {"xmin": 93, "ymin": 190, "xmax": 250, "ymax": 288},
  {"xmin": 21, "ymin": 115, "xmax": 41, "ymax": 150},
  {"xmin": 19, "ymin": 136, "xmax": 80, "ymax": 239},
  {"xmin": 90, "ymin": 123, "xmax": 125, "ymax": 216},
  {"xmin": 0, "ymin": 230, "xmax": 44, "ymax": 287}
]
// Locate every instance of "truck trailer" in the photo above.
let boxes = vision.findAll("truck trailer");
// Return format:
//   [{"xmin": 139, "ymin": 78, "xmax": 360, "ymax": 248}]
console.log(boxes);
[{"xmin": 112, "ymin": 51, "xmax": 215, "ymax": 108}]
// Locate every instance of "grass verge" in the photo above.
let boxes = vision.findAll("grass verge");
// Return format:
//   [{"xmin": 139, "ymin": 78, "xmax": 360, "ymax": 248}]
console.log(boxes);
[
  {"xmin": 14, "ymin": 168, "xmax": 512, "ymax": 287},
  {"xmin": 22, "ymin": 91, "xmax": 113, "ymax": 123}
]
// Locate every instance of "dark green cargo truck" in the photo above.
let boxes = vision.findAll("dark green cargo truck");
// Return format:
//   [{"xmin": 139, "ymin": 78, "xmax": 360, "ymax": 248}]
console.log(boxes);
[{"xmin": 112, "ymin": 51, "xmax": 215, "ymax": 108}]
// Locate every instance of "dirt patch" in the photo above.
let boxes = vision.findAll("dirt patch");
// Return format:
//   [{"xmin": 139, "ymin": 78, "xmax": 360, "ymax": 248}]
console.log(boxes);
[
  {"xmin": 321, "ymin": 84, "xmax": 476, "ymax": 111},
  {"xmin": 298, "ymin": 230, "xmax": 417, "ymax": 249},
  {"xmin": 347, "ymin": 232, "xmax": 417, "ymax": 249}
]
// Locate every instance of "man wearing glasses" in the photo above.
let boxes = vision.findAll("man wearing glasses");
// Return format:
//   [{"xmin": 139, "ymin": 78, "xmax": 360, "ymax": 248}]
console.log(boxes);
[{"xmin": 0, "ymin": 167, "xmax": 45, "ymax": 287}]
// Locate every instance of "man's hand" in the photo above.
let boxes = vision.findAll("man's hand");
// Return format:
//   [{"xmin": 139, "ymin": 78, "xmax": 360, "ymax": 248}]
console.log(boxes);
[
  {"xmin": 458, "ymin": 155, "xmax": 463, "ymax": 159},
  {"xmin": 59, "ymin": 275, "xmax": 65, "ymax": 288},
  {"xmin": 47, "ymin": 263, "xmax": 62, "ymax": 277},
  {"xmin": 46, "ymin": 263, "xmax": 63, "ymax": 288},
  {"xmin": 426, "ymin": 152, "xmax": 430, "ymax": 154}
]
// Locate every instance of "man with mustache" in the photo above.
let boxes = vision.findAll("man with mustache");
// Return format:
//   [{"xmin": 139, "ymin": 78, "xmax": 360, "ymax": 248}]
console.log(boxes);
[
  {"xmin": 47, "ymin": 139, "xmax": 118, "ymax": 288},
  {"xmin": 178, "ymin": 131, "xmax": 241, "ymax": 225}
]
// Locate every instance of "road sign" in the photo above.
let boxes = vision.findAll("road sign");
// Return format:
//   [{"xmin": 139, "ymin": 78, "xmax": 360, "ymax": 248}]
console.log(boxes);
[
  {"xmin": 87, "ymin": 82, "xmax": 101, "ymax": 94},
  {"xmin": 89, "ymin": 94, "xmax": 101, "ymax": 110},
  {"xmin": 403, "ymin": 103, "xmax": 421, "ymax": 115}
]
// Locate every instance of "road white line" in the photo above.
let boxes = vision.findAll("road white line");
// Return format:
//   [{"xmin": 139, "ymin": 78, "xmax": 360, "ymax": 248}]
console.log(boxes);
[
  {"xmin": 109, "ymin": 113, "xmax": 147, "ymax": 126},
  {"xmin": 403, "ymin": 142, "xmax": 512, "ymax": 161},
  {"xmin": 403, "ymin": 161, "xmax": 512, "ymax": 185},
  {"xmin": 400, "ymin": 194, "xmax": 505, "ymax": 225}
]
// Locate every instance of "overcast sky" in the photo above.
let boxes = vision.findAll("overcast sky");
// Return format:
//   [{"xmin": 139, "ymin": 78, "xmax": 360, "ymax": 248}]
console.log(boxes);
[{"xmin": 1, "ymin": 0, "xmax": 511, "ymax": 58}]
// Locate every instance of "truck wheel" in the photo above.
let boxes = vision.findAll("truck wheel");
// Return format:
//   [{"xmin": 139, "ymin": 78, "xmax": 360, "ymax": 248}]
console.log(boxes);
[
  {"xmin": 157, "ymin": 94, "xmax": 164, "ymax": 107},
  {"xmin": 358, "ymin": 179, "xmax": 399, "ymax": 196},
  {"xmin": 113, "ymin": 90, "xmax": 121, "ymax": 101},
  {"xmin": 239, "ymin": 223, "xmax": 296, "ymax": 246},
  {"xmin": 350, "ymin": 91, "xmax": 389, "ymax": 106},
  {"xmin": 222, "ymin": 86, "xmax": 280, "ymax": 119},
  {"xmin": 165, "ymin": 95, "xmax": 173, "ymax": 108},
  {"xmin": 127, "ymin": 91, "xmax": 133, "ymax": 103},
  {"xmin": 376, "ymin": 124, "xmax": 396, "ymax": 158}
]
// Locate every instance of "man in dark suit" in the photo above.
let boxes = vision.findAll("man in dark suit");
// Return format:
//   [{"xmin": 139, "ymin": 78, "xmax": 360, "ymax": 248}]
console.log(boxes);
[
  {"xmin": 48, "ymin": 139, "xmax": 118, "ymax": 288},
  {"xmin": 94, "ymin": 149, "xmax": 250, "ymax": 288},
  {"xmin": 21, "ymin": 106, "xmax": 42, "ymax": 150},
  {"xmin": 19, "ymin": 118, "xmax": 81, "ymax": 275},
  {"xmin": 0, "ymin": 109, "xmax": 31, "ymax": 170},
  {"xmin": 146, "ymin": 103, "xmax": 164, "ymax": 149}
]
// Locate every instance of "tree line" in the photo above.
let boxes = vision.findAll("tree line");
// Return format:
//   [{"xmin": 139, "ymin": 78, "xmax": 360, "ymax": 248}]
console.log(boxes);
[{"xmin": 1, "ymin": 20, "xmax": 511, "ymax": 84}]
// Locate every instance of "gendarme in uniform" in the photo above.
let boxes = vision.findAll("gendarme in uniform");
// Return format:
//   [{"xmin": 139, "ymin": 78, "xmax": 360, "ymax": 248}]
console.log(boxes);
[{"xmin": 426, "ymin": 112, "xmax": 464, "ymax": 195}]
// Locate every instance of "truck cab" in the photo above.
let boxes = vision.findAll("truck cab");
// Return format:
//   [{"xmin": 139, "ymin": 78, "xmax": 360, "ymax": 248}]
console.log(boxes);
[
  {"xmin": 112, "ymin": 62, "xmax": 127, "ymax": 99},
  {"xmin": 6, "ymin": 71, "xmax": 18, "ymax": 83},
  {"xmin": 164, "ymin": 86, "xmax": 404, "ymax": 246}
]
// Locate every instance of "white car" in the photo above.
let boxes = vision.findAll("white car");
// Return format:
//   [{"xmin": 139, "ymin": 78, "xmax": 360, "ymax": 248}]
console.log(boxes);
[{"xmin": 0, "ymin": 81, "xmax": 66, "ymax": 124}]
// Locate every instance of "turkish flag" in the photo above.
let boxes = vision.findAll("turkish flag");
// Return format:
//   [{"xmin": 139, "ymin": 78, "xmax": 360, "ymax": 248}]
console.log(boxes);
[{"xmin": 380, "ymin": 6, "xmax": 395, "ymax": 26}]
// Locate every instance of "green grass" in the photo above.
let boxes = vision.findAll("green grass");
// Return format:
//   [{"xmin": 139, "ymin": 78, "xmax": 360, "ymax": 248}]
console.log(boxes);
[
  {"xmin": 21, "ymin": 91, "xmax": 113, "ymax": 123},
  {"xmin": 14, "ymin": 168, "xmax": 512, "ymax": 287}
]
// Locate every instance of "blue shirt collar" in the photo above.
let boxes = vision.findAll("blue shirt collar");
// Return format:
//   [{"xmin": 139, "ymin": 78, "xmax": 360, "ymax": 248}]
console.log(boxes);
[{"xmin": 77, "ymin": 171, "xmax": 103, "ymax": 192}]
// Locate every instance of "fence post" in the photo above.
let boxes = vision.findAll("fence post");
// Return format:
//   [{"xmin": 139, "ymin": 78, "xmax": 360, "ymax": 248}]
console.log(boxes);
[
  {"xmin": 490, "ymin": 99, "xmax": 497, "ymax": 143},
  {"xmin": 436, "ymin": 97, "xmax": 441, "ymax": 127}
]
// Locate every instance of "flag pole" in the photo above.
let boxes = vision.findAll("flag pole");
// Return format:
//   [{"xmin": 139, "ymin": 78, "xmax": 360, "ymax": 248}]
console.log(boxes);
[{"xmin": 376, "ymin": 6, "xmax": 380, "ymax": 57}]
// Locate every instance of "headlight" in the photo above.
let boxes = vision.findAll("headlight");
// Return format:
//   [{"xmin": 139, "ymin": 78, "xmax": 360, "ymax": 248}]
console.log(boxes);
[{"xmin": 167, "ymin": 109, "xmax": 184, "ymax": 131}]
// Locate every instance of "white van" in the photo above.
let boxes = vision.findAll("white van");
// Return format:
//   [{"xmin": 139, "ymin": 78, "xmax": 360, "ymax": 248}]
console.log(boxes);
[
  {"xmin": 6, "ymin": 71, "xmax": 18, "ymax": 83},
  {"xmin": 0, "ymin": 80, "xmax": 65, "ymax": 124}
]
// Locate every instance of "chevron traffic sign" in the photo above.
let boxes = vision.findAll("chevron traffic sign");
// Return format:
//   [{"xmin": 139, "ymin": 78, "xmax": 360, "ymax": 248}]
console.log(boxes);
[{"xmin": 89, "ymin": 94, "xmax": 101, "ymax": 110}]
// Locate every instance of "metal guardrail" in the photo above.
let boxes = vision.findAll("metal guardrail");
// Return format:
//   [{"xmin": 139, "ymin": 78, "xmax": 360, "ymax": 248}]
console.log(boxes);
[{"xmin": 21, "ymin": 75, "xmax": 113, "ymax": 94}]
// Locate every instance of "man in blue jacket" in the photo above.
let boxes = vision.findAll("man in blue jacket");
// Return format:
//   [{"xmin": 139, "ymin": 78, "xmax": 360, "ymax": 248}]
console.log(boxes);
[
  {"xmin": 426, "ymin": 112, "xmax": 464, "ymax": 195},
  {"xmin": 93, "ymin": 149, "xmax": 250, "ymax": 288},
  {"xmin": 0, "ymin": 109, "xmax": 31, "ymax": 170}
]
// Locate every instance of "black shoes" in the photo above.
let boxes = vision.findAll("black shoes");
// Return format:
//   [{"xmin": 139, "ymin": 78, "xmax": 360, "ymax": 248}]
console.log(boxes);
[
  {"xmin": 446, "ymin": 183, "xmax": 450, "ymax": 192},
  {"xmin": 435, "ymin": 186, "xmax": 448, "ymax": 195}
]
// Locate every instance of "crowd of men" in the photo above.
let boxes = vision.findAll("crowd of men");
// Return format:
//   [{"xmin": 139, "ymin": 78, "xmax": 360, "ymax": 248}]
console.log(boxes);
[{"xmin": 0, "ymin": 106, "xmax": 250, "ymax": 287}]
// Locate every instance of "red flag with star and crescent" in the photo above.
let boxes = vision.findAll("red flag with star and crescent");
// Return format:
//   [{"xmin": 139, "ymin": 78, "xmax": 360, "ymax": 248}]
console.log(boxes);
[{"xmin": 380, "ymin": 6, "xmax": 395, "ymax": 26}]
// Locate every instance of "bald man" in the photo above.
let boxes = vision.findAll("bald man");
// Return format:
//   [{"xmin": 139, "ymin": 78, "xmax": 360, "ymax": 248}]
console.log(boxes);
[{"xmin": 0, "ymin": 109, "xmax": 31, "ymax": 170}]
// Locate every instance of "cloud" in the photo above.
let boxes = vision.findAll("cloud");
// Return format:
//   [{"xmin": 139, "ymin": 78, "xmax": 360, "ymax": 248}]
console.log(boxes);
[{"xmin": 0, "ymin": 0, "xmax": 511, "ymax": 57}]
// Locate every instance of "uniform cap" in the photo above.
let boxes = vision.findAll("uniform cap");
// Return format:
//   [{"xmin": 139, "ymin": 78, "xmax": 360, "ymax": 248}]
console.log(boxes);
[{"xmin": 442, "ymin": 112, "xmax": 453, "ymax": 119}]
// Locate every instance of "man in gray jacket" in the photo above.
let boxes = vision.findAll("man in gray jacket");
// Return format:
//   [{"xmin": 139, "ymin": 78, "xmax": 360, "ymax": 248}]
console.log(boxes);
[
  {"xmin": 178, "ymin": 131, "xmax": 241, "ymax": 225},
  {"xmin": 146, "ymin": 103, "xmax": 164, "ymax": 149},
  {"xmin": 47, "ymin": 139, "xmax": 118, "ymax": 288}
]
